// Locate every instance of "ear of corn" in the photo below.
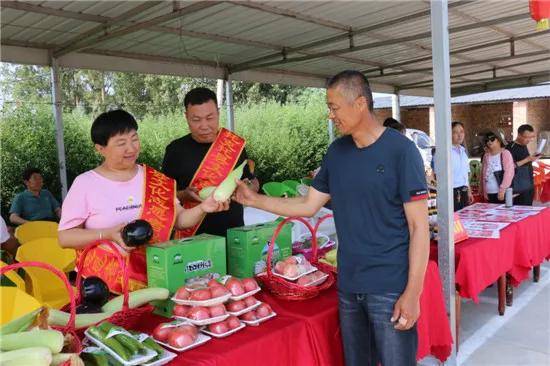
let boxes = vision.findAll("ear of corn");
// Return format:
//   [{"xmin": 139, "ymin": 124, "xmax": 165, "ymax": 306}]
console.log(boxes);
[
  {"xmin": 0, "ymin": 329, "xmax": 64, "ymax": 353},
  {"xmin": 199, "ymin": 186, "xmax": 217, "ymax": 200},
  {"xmin": 0, "ymin": 347, "xmax": 52, "ymax": 366},
  {"xmin": 0, "ymin": 307, "xmax": 44, "ymax": 335},
  {"xmin": 213, "ymin": 160, "xmax": 248, "ymax": 202}
]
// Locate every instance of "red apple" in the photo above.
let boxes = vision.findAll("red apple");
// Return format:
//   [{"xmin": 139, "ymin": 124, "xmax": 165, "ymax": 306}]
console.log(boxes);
[
  {"xmin": 283, "ymin": 264, "xmax": 299, "ymax": 278},
  {"xmin": 284, "ymin": 256, "xmax": 298, "ymax": 265},
  {"xmin": 226, "ymin": 300, "xmax": 246, "ymax": 312},
  {"xmin": 225, "ymin": 278, "xmax": 245, "ymax": 296},
  {"xmin": 274, "ymin": 261, "xmax": 287, "ymax": 274},
  {"xmin": 208, "ymin": 304, "xmax": 227, "ymax": 317},
  {"xmin": 189, "ymin": 289, "xmax": 211, "ymax": 301},
  {"xmin": 152, "ymin": 323, "xmax": 172, "ymax": 342},
  {"xmin": 208, "ymin": 279, "xmax": 223, "ymax": 287},
  {"xmin": 175, "ymin": 287, "xmax": 190, "ymax": 300},
  {"xmin": 208, "ymin": 321, "xmax": 229, "ymax": 334},
  {"xmin": 210, "ymin": 285, "xmax": 230, "ymax": 298},
  {"xmin": 168, "ymin": 329, "xmax": 195, "ymax": 348},
  {"xmin": 256, "ymin": 303, "xmax": 272, "ymax": 318},
  {"xmin": 187, "ymin": 306, "xmax": 210, "ymax": 320},
  {"xmin": 173, "ymin": 304, "xmax": 191, "ymax": 317},
  {"xmin": 244, "ymin": 296, "xmax": 257, "ymax": 307},
  {"xmin": 227, "ymin": 316, "xmax": 241, "ymax": 329},
  {"xmin": 176, "ymin": 324, "xmax": 198, "ymax": 338},
  {"xmin": 242, "ymin": 278, "xmax": 259, "ymax": 292},
  {"xmin": 240, "ymin": 311, "xmax": 257, "ymax": 321}
]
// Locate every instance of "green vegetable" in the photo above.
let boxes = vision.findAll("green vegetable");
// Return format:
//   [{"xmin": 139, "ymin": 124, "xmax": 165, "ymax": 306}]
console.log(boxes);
[
  {"xmin": 51, "ymin": 353, "xmax": 85, "ymax": 366},
  {"xmin": 98, "ymin": 323, "xmax": 146, "ymax": 355},
  {"xmin": 0, "ymin": 307, "xmax": 43, "ymax": 335},
  {"xmin": 0, "ymin": 329, "xmax": 64, "ymax": 353},
  {"xmin": 87, "ymin": 326, "xmax": 131, "ymax": 361},
  {"xmin": 213, "ymin": 160, "xmax": 248, "ymax": 202},
  {"xmin": 101, "ymin": 287, "xmax": 169, "ymax": 313},
  {"xmin": 81, "ymin": 352, "xmax": 109, "ymax": 366},
  {"xmin": 47, "ymin": 308, "xmax": 114, "ymax": 328},
  {"xmin": 199, "ymin": 186, "xmax": 217, "ymax": 200},
  {"xmin": 0, "ymin": 346, "xmax": 52, "ymax": 366},
  {"xmin": 128, "ymin": 330, "xmax": 164, "ymax": 360},
  {"xmin": 142, "ymin": 336, "xmax": 164, "ymax": 356}
]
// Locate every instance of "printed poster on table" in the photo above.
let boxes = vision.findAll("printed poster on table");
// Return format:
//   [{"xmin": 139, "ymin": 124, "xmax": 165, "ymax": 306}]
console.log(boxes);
[{"xmin": 463, "ymin": 228, "xmax": 501, "ymax": 239}]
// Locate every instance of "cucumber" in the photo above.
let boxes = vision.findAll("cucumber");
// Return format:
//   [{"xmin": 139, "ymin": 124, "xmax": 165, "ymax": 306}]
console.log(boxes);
[
  {"xmin": 87, "ymin": 326, "xmax": 131, "ymax": 361},
  {"xmin": 101, "ymin": 288, "xmax": 169, "ymax": 313},
  {"xmin": 97, "ymin": 323, "xmax": 145, "ymax": 355},
  {"xmin": 0, "ymin": 329, "xmax": 64, "ymax": 353},
  {"xmin": 81, "ymin": 352, "xmax": 109, "ymax": 366}
]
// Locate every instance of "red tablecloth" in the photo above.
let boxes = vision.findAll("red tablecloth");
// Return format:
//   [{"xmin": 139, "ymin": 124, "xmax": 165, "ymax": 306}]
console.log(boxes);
[
  {"xmin": 540, "ymin": 178, "xmax": 550, "ymax": 202},
  {"xmin": 508, "ymin": 207, "xmax": 550, "ymax": 285},
  {"xmin": 134, "ymin": 260, "xmax": 452, "ymax": 365},
  {"xmin": 436, "ymin": 207, "xmax": 550, "ymax": 302}
]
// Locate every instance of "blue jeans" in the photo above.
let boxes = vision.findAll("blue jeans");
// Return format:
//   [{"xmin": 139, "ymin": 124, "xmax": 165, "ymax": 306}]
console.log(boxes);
[{"xmin": 338, "ymin": 290, "xmax": 417, "ymax": 366}]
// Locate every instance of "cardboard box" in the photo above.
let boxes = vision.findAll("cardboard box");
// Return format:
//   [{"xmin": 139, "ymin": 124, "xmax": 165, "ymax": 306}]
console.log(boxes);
[
  {"xmin": 146, "ymin": 234, "xmax": 226, "ymax": 317},
  {"xmin": 226, "ymin": 221, "xmax": 292, "ymax": 278}
]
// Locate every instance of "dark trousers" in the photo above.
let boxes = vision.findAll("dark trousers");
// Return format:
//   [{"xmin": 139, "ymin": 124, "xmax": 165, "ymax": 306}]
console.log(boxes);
[
  {"xmin": 487, "ymin": 193, "xmax": 504, "ymax": 204},
  {"xmin": 338, "ymin": 291, "xmax": 417, "ymax": 366},
  {"xmin": 513, "ymin": 189, "xmax": 534, "ymax": 206},
  {"xmin": 453, "ymin": 186, "xmax": 469, "ymax": 211}
]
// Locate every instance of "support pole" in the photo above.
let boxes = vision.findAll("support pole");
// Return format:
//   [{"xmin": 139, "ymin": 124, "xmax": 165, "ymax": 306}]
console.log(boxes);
[
  {"xmin": 391, "ymin": 93, "xmax": 401, "ymax": 121},
  {"xmin": 50, "ymin": 56, "xmax": 68, "ymax": 199},
  {"xmin": 431, "ymin": 0, "xmax": 457, "ymax": 363},
  {"xmin": 328, "ymin": 119, "xmax": 335, "ymax": 143},
  {"xmin": 216, "ymin": 79, "xmax": 225, "ymax": 110},
  {"xmin": 225, "ymin": 76, "xmax": 235, "ymax": 131}
]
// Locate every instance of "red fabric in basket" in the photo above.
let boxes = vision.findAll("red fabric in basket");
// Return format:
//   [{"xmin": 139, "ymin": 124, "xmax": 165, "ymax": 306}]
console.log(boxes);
[{"xmin": 135, "ymin": 261, "xmax": 452, "ymax": 364}]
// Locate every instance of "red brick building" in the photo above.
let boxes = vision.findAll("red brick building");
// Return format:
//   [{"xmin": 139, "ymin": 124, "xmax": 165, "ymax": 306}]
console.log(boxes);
[{"xmin": 374, "ymin": 86, "xmax": 550, "ymax": 157}]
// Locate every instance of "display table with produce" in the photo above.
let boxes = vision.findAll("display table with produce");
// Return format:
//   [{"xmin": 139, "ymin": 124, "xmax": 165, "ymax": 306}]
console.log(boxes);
[{"xmin": 127, "ymin": 259, "xmax": 452, "ymax": 366}]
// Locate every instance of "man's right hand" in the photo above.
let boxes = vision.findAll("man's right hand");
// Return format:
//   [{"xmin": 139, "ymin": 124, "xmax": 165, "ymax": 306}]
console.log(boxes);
[
  {"xmin": 233, "ymin": 179, "xmax": 259, "ymax": 207},
  {"xmin": 177, "ymin": 186, "xmax": 202, "ymax": 203}
]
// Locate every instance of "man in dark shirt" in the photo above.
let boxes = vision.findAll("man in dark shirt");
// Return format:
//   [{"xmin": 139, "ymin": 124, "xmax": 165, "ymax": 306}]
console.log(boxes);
[
  {"xmin": 162, "ymin": 88, "xmax": 259, "ymax": 237},
  {"xmin": 233, "ymin": 71, "xmax": 429, "ymax": 366},
  {"xmin": 9, "ymin": 167, "xmax": 61, "ymax": 225},
  {"xmin": 506, "ymin": 124, "xmax": 540, "ymax": 206}
]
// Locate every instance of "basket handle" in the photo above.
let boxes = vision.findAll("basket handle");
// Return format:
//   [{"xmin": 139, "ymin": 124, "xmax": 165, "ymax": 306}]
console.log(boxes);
[
  {"xmin": 266, "ymin": 217, "xmax": 316, "ymax": 280},
  {"xmin": 1, "ymin": 261, "xmax": 76, "ymax": 333},
  {"xmin": 76, "ymin": 240, "xmax": 130, "ymax": 311},
  {"xmin": 312, "ymin": 214, "xmax": 334, "ymax": 261}
]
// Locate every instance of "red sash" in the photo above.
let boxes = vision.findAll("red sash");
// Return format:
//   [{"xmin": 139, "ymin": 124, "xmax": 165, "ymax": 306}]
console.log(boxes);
[
  {"xmin": 78, "ymin": 165, "xmax": 176, "ymax": 293},
  {"xmin": 175, "ymin": 128, "xmax": 245, "ymax": 238}
]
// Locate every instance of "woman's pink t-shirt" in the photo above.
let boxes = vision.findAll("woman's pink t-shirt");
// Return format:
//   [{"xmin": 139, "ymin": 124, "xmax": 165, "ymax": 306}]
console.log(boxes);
[{"xmin": 59, "ymin": 166, "xmax": 144, "ymax": 231}]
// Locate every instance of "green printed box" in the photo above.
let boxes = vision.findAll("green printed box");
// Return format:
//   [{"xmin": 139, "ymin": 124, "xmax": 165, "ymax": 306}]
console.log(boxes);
[
  {"xmin": 226, "ymin": 221, "xmax": 292, "ymax": 278},
  {"xmin": 146, "ymin": 234, "xmax": 226, "ymax": 317}
]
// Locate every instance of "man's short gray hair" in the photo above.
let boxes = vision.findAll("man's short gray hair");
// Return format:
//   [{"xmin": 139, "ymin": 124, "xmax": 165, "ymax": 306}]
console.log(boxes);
[{"xmin": 327, "ymin": 70, "xmax": 374, "ymax": 112}]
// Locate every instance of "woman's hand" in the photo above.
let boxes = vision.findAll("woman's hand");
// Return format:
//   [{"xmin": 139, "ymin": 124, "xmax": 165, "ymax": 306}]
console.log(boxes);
[
  {"xmin": 497, "ymin": 189, "xmax": 505, "ymax": 201},
  {"xmin": 200, "ymin": 194, "xmax": 230, "ymax": 213},
  {"xmin": 103, "ymin": 223, "xmax": 135, "ymax": 255}
]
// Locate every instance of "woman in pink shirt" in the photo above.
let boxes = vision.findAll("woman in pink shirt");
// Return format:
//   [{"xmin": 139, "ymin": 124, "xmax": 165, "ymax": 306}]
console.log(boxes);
[
  {"xmin": 58, "ymin": 110, "xmax": 229, "ymax": 293},
  {"xmin": 480, "ymin": 131, "xmax": 515, "ymax": 203}
]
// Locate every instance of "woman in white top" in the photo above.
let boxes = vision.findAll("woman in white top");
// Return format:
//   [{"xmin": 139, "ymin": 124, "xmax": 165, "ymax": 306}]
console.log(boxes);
[
  {"xmin": 451, "ymin": 122, "xmax": 473, "ymax": 211},
  {"xmin": 480, "ymin": 131, "xmax": 515, "ymax": 203}
]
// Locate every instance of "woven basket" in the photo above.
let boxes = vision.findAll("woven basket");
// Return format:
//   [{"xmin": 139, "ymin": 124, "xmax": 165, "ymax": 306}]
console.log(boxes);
[
  {"xmin": 1, "ymin": 261, "xmax": 82, "ymax": 355},
  {"xmin": 71, "ymin": 240, "xmax": 154, "ymax": 332},
  {"xmin": 256, "ymin": 217, "xmax": 334, "ymax": 300},
  {"xmin": 312, "ymin": 214, "xmax": 337, "ymax": 274}
]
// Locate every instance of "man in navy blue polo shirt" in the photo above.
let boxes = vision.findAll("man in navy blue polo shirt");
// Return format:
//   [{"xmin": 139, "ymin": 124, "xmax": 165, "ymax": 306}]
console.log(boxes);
[
  {"xmin": 9, "ymin": 168, "xmax": 61, "ymax": 225},
  {"xmin": 234, "ymin": 70, "xmax": 429, "ymax": 366}
]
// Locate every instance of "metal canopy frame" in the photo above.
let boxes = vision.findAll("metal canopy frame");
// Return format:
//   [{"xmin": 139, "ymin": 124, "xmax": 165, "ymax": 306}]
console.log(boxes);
[{"xmin": 2, "ymin": 3, "xmax": 547, "ymax": 365}]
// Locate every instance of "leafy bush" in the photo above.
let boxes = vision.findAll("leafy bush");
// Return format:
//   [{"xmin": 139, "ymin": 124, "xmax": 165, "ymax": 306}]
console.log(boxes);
[{"xmin": 1, "ymin": 99, "xmax": 330, "ymax": 217}]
